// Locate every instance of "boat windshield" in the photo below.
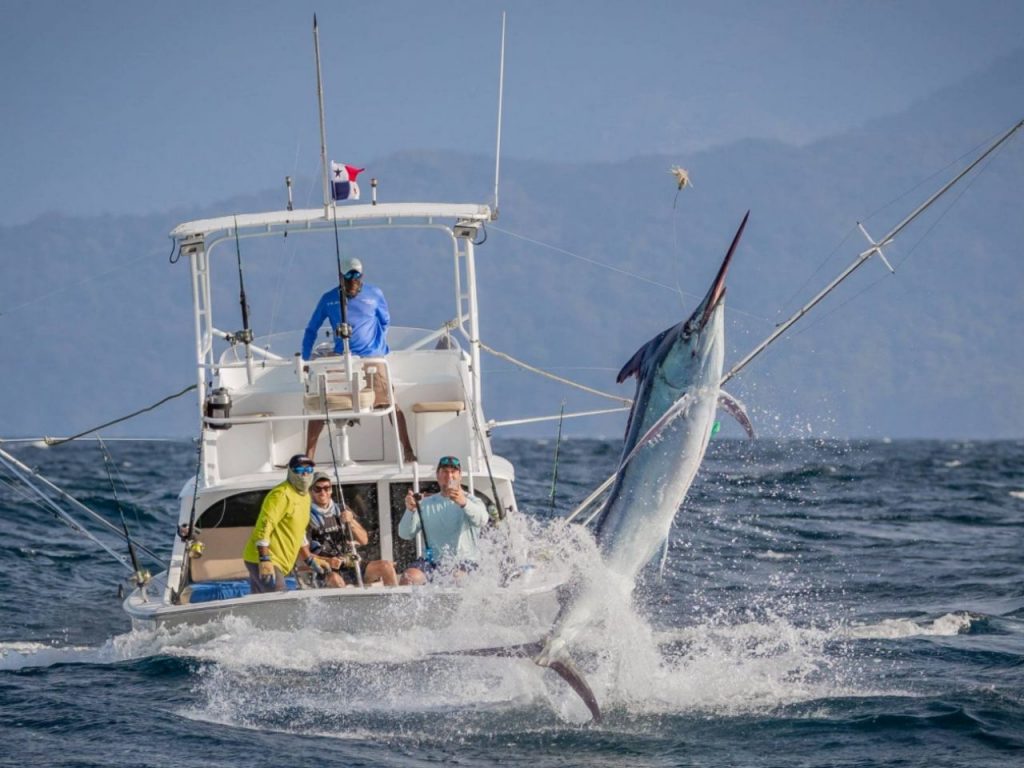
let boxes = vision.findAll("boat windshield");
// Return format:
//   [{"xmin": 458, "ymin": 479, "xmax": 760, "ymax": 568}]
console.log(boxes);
[{"xmin": 217, "ymin": 326, "xmax": 462, "ymax": 366}]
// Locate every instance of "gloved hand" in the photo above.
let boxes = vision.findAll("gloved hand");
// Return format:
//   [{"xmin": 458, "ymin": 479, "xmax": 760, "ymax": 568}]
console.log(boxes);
[
  {"xmin": 258, "ymin": 556, "xmax": 277, "ymax": 587},
  {"xmin": 305, "ymin": 556, "xmax": 328, "ymax": 576}
]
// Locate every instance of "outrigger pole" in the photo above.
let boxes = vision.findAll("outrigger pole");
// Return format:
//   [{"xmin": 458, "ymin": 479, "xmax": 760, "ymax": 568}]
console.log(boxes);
[
  {"xmin": 0, "ymin": 445, "xmax": 162, "ymax": 571},
  {"xmin": 721, "ymin": 116, "xmax": 1024, "ymax": 386},
  {"xmin": 313, "ymin": 14, "xmax": 331, "ymax": 216},
  {"xmin": 492, "ymin": 11, "xmax": 507, "ymax": 220},
  {"xmin": 566, "ymin": 116, "xmax": 1024, "ymax": 526}
]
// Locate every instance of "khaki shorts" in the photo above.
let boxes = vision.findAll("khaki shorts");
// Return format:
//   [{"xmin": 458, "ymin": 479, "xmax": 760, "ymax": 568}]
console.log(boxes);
[
  {"xmin": 305, "ymin": 355, "xmax": 393, "ymax": 411},
  {"xmin": 360, "ymin": 358, "xmax": 392, "ymax": 408}
]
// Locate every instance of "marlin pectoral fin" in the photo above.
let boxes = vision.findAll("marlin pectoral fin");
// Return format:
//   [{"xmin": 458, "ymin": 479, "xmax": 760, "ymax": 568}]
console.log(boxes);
[
  {"xmin": 616, "ymin": 326, "xmax": 673, "ymax": 383},
  {"xmin": 617, "ymin": 393, "xmax": 695, "ymax": 473},
  {"xmin": 718, "ymin": 390, "xmax": 755, "ymax": 439}
]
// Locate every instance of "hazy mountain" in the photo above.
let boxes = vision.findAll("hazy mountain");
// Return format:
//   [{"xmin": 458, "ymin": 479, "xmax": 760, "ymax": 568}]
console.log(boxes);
[{"xmin": 2, "ymin": 50, "xmax": 1021, "ymax": 440}]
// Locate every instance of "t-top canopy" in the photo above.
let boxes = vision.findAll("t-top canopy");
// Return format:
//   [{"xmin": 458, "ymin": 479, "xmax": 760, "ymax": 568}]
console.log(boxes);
[{"xmin": 170, "ymin": 202, "xmax": 493, "ymax": 240}]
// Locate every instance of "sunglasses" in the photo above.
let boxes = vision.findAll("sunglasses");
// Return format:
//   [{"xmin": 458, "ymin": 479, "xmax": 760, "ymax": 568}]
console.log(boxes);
[
  {"xmin": 312, "ymin": 485, "xmax": 332, "ymax": 493},
  {"xmin": 437, "ymin": 456, "xmax": 461, "ymax": 469},
  {"xmin": 292, "ymin": 465, "xmax": 314, "ymax": 475},
  {"xmin": 343, "ymin": 270, "xmax": 362, "ymax": 280}
]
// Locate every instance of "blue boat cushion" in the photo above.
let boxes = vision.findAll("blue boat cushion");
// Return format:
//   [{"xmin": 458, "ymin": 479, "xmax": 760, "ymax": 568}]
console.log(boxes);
[{"xmin": 185, "ymin": 578, "xmax": 298, "ymax": 604}]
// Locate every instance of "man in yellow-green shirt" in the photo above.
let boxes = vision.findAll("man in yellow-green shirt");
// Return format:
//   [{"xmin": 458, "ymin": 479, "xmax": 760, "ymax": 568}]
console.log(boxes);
[{"xmin": 242, "ymin": 454, "xmax": 316, "ymax": 593}]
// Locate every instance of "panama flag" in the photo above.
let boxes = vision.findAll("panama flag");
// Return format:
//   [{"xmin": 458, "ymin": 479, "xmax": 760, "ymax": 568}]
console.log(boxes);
[{"xmin": 331, "ymin": 162, "xmax": 364, "ymax": 201}]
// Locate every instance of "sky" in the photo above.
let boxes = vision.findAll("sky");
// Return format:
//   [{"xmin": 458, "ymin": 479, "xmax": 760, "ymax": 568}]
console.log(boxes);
[{"xmin": 2, "ymin": 0, "xmax": 1024, "ymax": 227}]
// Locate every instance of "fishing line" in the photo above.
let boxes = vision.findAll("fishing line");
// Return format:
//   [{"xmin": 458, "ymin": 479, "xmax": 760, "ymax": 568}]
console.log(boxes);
[
  {"xmin": 0, "ymin": 250, "xmax": 154, "ymax": 319},
  {"xmin": 780, "ymin": 154, "xmax": 999, "ymax": 345},
  {"xmin": 670, "ymin": 177, "xmax": 690, "ymax": 312},
  {"xmin": 96, "ymin": 436, "xmax": 145, "ymax": 532},
  {"xmin": 97, "ymin": 436, "xmax": 149, "ymax": 585},
  {"xmin": 489, "ymin": 224, "xmax": 687, "ymax": 294},
  {"xmin": 859, "ymin": 127, "xmax": 1007, "ymax": 226},
  {"xmin": 44, "ymin": 384, "xmax": 197, "ymax": 446},
  {"xmin": 776, "ymin": 224, "xmax": 859, "ymax": 318},
  {"xmin": 489, "ymin": 224, "xmax": 772, "ymax": 325}
]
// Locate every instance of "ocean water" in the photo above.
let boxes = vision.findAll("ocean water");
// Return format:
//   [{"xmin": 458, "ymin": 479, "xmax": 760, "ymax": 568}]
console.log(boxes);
[{"xmin": 1, "ymin": 438, "xmax": 1022, "ymax": 767}]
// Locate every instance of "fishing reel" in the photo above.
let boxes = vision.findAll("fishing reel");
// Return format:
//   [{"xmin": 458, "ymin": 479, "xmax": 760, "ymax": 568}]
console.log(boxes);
[
  {"xmin": 225, "ymin": 328, "xmax": 254, "ymax": 345},
  {"xmin": 338, "ymin": 553, "xmax": 360, "ymax": 570},
  {"xmin": 118, "ymin": 568, "xmax": 152, "ymax": 600}
]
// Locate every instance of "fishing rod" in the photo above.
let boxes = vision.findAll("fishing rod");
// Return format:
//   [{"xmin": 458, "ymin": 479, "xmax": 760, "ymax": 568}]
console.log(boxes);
[
  {"xmin": 548, "ymin": 400, "xmax": 566, "ymax": 513},
  {"xmin": 323, "ymin": 397, "xmax": 364, "ymax": 587},
  {"xmin": 97, "ymin": 438, "xmax": 151, "ymax": 593},
  {"xmin": 459, "ymin": 375, "xmax": 506, "ymax": 521},
  {"xmin": 231, "ymin": 216, "xmax": 255, "ymax": 385},
  {"xmin": 331, "ymin": 210, "xmax": 355, "ymax": 372},
  {"xmin": 411, "ymin": 461, "xmax": 428, "ymax": 560},
  {"xmin": 566, "ymin": 116, "xmax": 1024, "ymax": 527},
  {"xmin": 0, "ymin": 445, "xmax": 142, "ymax": 572},
  {"xmin": 175, "ymin": 430, "xmax": 205, "ymax": 601}
]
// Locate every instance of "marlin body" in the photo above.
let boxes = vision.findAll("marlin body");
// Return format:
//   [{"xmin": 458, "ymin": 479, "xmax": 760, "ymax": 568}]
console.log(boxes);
[
  {"xmin": 595, "ymin": 212, "xmax": 752, "ymax": 580},
  {"xmin": 535, "ymin": 212, "xmax": 753, "ymax": 720}
]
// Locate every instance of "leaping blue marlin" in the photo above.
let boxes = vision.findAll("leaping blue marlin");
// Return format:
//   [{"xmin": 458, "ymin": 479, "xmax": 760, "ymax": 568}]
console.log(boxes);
[{"xmin": 535, "ymin": 211, "xmax": 753, "ymax": 720}]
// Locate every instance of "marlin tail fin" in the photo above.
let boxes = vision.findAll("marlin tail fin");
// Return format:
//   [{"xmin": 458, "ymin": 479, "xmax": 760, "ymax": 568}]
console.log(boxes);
[{"xmin": 437, "ymin": 641, "xmax": 602, "ymax": 722}]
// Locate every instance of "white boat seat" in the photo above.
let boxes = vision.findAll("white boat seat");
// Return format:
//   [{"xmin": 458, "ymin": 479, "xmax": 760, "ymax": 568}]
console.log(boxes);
[
  {"xmin": 189, "ymin": 527, "xmax": 252, "ymax": 582},
  {"xmin": 412, "ymin": 400, "xmax": 465, "ymax": 413}
]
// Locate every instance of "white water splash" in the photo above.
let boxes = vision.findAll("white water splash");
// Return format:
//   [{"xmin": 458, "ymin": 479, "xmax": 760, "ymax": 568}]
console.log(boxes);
[
  {"xmin": 1, "ymin": 515, "xmax": 881, "ymax": 727},
  {"xmin": 841, "ymin": 611, "xmax": 975, "ymax": 639}
]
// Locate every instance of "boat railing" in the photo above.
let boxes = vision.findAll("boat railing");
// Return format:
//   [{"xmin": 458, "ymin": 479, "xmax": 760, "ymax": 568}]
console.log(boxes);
[{"xmin": 201, "ymin": 330, "xmax": 476, "ymax": 476}]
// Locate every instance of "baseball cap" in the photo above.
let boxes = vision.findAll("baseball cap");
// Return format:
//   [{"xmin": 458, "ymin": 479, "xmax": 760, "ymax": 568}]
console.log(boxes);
[{"xmin": 341, "ymin": 257, "xmax": 363, "ymax": 276}]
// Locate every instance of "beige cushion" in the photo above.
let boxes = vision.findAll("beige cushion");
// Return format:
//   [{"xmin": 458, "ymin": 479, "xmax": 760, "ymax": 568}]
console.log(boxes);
[
  {"xmin": 189, "ymin": 527, "xmax": 252, "ymax": 582},
  {"xmin": 304, "ymin": 388, "xmax": 376, "ymax": 412}
]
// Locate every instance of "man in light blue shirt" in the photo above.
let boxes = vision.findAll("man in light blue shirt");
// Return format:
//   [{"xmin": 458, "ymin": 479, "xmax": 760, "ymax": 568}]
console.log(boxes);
[{"xmin": 398, "ymin": 455, "xmax": 490, "ymax": 584}]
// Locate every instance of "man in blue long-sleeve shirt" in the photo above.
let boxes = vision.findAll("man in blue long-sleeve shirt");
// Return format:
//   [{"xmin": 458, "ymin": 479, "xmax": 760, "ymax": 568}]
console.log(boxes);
[
  {"xmin": 301, "ymin": 257, "xmax": 415, "ymax": 461},
  {"xmin": 301, "ymin": 257, "xmax": 391, "ymax": 360}
]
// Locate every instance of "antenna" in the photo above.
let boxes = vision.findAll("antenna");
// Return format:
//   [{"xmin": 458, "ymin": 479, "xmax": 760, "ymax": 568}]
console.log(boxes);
[
  {"xmin": 492, "ymin": 11, "xmax": 507, "ymax": 220},
  {"xmin": 313, "ymin": 15, "xmax": 331, "ymax": 216}
]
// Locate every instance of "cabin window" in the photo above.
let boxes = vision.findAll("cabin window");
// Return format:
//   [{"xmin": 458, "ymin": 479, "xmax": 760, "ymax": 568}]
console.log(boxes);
[{"xmin": 195, "ymin": 483, "xmax": 383, "ymax": 562}]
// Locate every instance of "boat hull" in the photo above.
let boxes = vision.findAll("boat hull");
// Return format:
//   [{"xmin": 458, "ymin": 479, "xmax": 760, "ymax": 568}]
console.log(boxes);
[{"xmin": 123, "ymin": 571, "xmax": 566, "ymax": 644}]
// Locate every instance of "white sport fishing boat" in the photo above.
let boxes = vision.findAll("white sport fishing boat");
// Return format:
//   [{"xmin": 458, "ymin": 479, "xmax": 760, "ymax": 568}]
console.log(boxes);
[
  {"xmin": 118, "ymin": 200, "xmax": 567, "ymax": 635},
  {"xmin": 115, "ymin": 16, "xmax": 568, "ymax": 637}
]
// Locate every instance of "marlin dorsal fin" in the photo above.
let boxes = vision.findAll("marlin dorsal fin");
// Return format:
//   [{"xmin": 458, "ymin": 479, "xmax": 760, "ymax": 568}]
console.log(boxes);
[
  {"xmin": 718, "ymin": 389, "xmax": 755, "ymax": 439},
  {"xmin": 616, "ymin": 326, "xmax": 674, "ymax": 383}
]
